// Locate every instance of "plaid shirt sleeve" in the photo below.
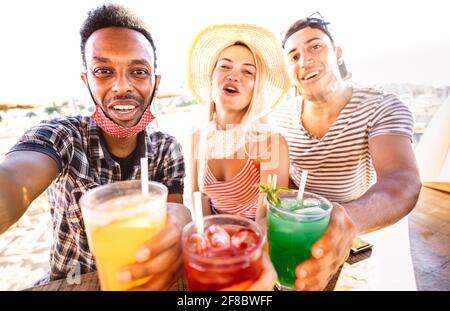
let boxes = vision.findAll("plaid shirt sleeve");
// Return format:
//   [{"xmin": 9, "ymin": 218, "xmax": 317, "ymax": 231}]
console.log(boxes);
[
  {"xmin": 158, "ymin": 135, "xmax": 185, "ymax": 195},
  {"xmin": 8, "ymin": 118, "xmax": 76, "ymax": 171}
]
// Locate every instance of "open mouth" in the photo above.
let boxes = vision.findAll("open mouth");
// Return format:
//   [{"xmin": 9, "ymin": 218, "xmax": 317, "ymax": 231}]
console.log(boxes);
[
  {"xmin": 111, "ymin": 105, "xmax": 137, "ymax": 114},
  {"xmin": 223, "ymin": 85, "xmax": 239, "ymax": 95},
  {"xmin": 302, "ymin": 71, "xmax": 320, "ymax": 81}
]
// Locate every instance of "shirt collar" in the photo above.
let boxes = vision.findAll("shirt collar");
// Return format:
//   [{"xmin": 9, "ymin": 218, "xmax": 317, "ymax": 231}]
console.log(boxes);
[
  {"xmin": 88, "ymin": 120, "xmax": 152, "ymax": 163},
  {"xmin": 87, "ymin": 119, "xmax": 104, "ymax": 160}
]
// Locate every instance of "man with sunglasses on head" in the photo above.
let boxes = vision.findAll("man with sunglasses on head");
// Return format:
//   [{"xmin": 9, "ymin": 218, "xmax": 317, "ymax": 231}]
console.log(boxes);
[
  {"xmin": 274, "ymin": 13, "xmax": 421, "ymax": 290},
  {"xmin": 0, "ymin": 4, "xmax": 191, "ymax": 289}
]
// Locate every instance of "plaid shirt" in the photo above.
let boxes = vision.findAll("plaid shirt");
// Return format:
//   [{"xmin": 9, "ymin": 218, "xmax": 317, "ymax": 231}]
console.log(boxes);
[{"xmin": 9, "ymin": 115, "xmax": 185, "ymax": 282}]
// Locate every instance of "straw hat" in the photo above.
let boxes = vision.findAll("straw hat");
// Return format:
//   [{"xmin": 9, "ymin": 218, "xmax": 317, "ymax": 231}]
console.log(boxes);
[{"xmin": 186, "ymin": 23, "xmax": 291, "ymax": 120}]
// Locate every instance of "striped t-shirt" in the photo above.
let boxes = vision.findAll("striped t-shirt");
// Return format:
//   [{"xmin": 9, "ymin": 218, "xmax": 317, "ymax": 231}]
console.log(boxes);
[
  {"xmin": 273, "ymin": 87, "xmax": 414, "ymax": 203},
  {"xmin": 203, "ymin": 158, "xmax": 260, "ymax": 219}
]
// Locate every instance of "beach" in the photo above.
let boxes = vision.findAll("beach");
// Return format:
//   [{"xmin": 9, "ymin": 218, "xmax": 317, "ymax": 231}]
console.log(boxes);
[
  {"xmin": 0, "ymin": 193, "xmax": 51, "ymax": 290},
  {"xmin": 0, "ymin": 131, "xmax": 51, "ymax": 290}
]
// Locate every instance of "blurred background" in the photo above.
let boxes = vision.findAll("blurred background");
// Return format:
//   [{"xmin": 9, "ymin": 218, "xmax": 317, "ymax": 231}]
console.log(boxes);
[
  {"xmin": 1, "ymin": 0, "xmax": 449, "ymax": 144},
  {"xmin": 0, "ymin": 0, "xmax": 449, "ymax": 290}
]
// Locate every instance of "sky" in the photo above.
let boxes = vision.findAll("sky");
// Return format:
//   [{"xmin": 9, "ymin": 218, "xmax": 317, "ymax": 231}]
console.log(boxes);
[{"xmin": 0, "ymin": 0, "xmax": 449, "ymax": 104}]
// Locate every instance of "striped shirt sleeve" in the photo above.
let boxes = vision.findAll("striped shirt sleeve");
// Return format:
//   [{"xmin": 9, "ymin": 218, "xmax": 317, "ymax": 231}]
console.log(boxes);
[{"xmin": 368, "ymin": 93, "xmax": 414, "ymax": 141}]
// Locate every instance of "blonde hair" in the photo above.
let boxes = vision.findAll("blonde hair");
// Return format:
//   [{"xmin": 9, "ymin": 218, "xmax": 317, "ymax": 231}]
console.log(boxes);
[
  {"xmin": 191, "ymin": 42, "xmax": 273, "ymax": 192},
  {"xmin": 205, "ymin": 42, "xmax": 270, "ymax": 124}
]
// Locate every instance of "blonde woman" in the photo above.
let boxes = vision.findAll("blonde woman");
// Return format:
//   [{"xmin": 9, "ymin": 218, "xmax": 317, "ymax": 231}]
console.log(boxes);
[{"xmin": 186, "ymin": 24, "xmax": 291, "ymax": 223}]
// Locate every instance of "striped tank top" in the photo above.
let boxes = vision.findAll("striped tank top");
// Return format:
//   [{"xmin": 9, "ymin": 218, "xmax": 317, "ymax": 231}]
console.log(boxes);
[
  {"xmin": 273, "ymin": 86, "xmax": 414, "ymax": 203},
  {"xmin": 202, "ymin": 159, "xmax": 260, "ymax": 219}
]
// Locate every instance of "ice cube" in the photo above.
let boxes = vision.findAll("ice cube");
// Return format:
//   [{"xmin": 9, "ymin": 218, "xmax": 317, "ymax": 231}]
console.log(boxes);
[
  {"xmin": 303, "ymin": 198, "xmax": 322, "ymax": 207},
  {"xmin": 204, "ymin": 248, "xmax": 234, "ymax": 258},
  {"xmin": 186, "ymin": 233, "xmax": 209, "ymax": 254},
  {"xmin": 280, "ymin": 198, "xmax": 303, "ymax": 211},
  {"xmin": 295, "ymin": 206, "xmax": 326, "ymax": 215},
  {"xmin": 204, "ymin": 224, "xmax": 231, "ymax": 250},
  {"xmin": 231, "ymin": 228, "xmax": 259, "ymax": 251}
]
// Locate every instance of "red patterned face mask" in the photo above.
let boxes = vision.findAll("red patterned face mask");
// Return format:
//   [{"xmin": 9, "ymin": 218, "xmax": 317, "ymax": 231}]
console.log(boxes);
[
  {"xmin": 90, "ymin": 104, "xmax": 155, "ymax": 138},
  {"xmin": 87, "ymin": 75, "xmax": 157, "ymax": 138}
]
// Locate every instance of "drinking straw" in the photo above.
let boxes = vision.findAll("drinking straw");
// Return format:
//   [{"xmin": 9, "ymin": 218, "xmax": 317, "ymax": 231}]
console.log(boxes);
[
  {"xmin": 261, "ymin": 174, "xmax": 272, "ymax": 217},
  {"xmin": 272, "ymin": 174, "xmax": 278, "ymax": 189},
  {"xmin": 193, "ymin": 192, "xmax": 204, "ymax": 234},
  {"xmin": 140, "ymin": 157, "xmax": 149, "ymax": 196},
  {"xmin": 297, "ymin": 169, "xmax": 308, "ymax": 201}
]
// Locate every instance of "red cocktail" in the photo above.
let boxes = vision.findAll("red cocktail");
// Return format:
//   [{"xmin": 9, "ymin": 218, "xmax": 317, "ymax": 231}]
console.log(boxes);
[{"xmin": 182, "ymin": 214, "xmax": 265, "ymax": 291}]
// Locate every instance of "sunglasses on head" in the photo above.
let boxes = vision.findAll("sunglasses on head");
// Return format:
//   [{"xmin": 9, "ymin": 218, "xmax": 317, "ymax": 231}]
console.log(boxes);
[{"xmin": 282, "ymin": 11, "xmax": 332, "ymax": 48}]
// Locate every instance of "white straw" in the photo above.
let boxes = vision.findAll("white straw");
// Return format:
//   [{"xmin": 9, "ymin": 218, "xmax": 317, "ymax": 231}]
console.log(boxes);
[
  {"xmin": 193, "ymin": 192, "xmax": 204, "ymax": 234},
  {"xmin": 297, "ymin": 169, "xmax": 308, "ymax": 200},
  {"xmin": 272, "ymin": 174, "xmax": 278, "ymax": 189},
  {"xmin": 140, "ymin": 157, "xmax": 149, "ymax": 196},
  {"xmin": 267, "ymin": 174, "xmax": 272, "ymax": 186}
]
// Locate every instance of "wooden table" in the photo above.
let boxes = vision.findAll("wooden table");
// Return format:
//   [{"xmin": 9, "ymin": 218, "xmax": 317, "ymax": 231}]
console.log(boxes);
[
  {"xmin": 28, "ymin": 186, "xmax": 446, "ymax": 292},
  {"xmin": 336, "ymin": 186, "xmax": 449, "ymax": 291},
  {"xmin": 26, "ymin": 250, "xmax": 371, "ymax": 291},
  {"xmin": 408, "ymin": 185, "xmax": 450, "ymax": 290},
  {"xmin": 25, "ymin": 273, "xmax": 186, "ymax": 291}
]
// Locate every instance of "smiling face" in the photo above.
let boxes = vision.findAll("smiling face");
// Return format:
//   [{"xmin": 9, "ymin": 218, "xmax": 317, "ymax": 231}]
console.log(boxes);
[
  {"xmin": 211, "ymin": 44, "xmax": 256, "ymax": 119},
  {"xmin": 81, "ymin": 27, "xmax": 160, "ymax": 128},
  {"xmin": 284, "ymin": 27, "xmax": 342, "ymax": 101}
]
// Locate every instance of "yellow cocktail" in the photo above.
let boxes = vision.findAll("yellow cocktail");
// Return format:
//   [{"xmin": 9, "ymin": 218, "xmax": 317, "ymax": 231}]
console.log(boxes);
[{"xmin": 80, "ymin": 180, "xmax": 167, "ymax": 290}]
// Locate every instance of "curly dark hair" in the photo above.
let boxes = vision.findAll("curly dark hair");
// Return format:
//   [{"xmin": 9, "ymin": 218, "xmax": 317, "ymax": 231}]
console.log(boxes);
[{"xmin": 80, "ymin": 3, "xmax": 156, "ymax": 69}]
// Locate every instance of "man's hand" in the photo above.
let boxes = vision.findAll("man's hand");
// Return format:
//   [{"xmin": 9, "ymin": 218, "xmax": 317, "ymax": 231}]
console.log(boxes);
[
  {"xmin": 117, "ymin": 203, "xmax": 191, "ymax": 290},
  {"xmin": 247, "ymin": 252, "xmax": 277, "ymax": 291},
  {"xmin": 293, "ymin": 203, "xmax": 356, "ymax": 291}
]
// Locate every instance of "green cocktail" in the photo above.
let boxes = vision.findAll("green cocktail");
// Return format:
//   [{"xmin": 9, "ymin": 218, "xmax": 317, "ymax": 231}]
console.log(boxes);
[{"xmin": 267, "ymin": 191, "xmax": 332, "ymax": 290}]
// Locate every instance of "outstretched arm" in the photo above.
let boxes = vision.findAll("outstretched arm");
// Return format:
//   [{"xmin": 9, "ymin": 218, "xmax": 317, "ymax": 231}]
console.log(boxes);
[
  {"xmin": 344, "ymin": 135, "xmax": 421, "ymax": 233},
  {"xmin": 294, "ymin": 135, "xmax": 421, "ymax": 290},
  {"xmin": 0, "ymin": 151, "xmax": 58, "ymax": 234}
]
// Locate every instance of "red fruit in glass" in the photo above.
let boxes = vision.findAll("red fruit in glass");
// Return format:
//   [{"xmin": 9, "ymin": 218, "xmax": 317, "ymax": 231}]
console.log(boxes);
[{"xmin": 182, "ymin": 215, "xmax": 265, "ymax": 291}]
